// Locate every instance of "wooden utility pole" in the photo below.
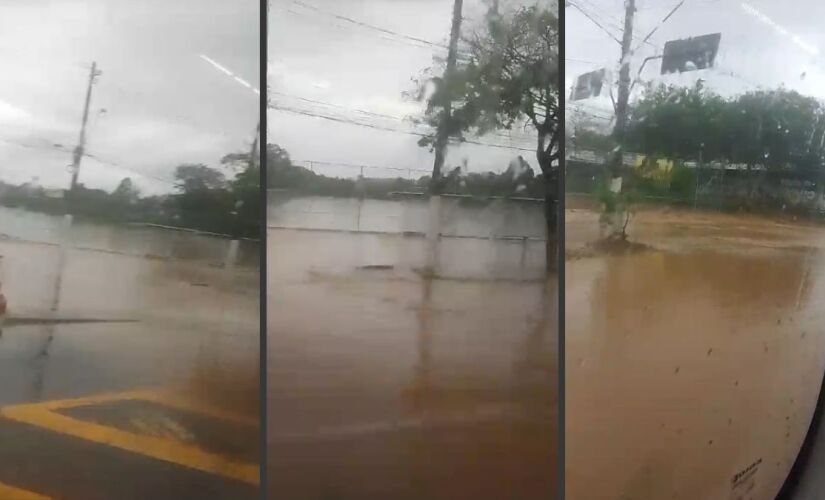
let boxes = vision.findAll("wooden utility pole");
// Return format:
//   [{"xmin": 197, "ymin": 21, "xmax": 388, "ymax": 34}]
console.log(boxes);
[{"xmin": 430, "ymin": 0, "xmax": 464, "ymax": 194}]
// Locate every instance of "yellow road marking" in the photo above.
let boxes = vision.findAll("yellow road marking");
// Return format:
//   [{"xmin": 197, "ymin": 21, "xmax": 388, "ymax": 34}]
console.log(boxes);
[
  {"xmin": 22, "ymin": 389, "xmax": 158, "ymax": 411},
  {"xmin": 0, "ymin": 482, "xmax": 50, "ymax": 499},
  {"xmin": 1, "ymin": 391, "xmax": 259, "ymax": 486},
  {"xmin": 26, "ymin": 389, "xmax": 256, "ymax": 427},
  {"xmin": 134, "ymin": 390, "xmax": 257, "ymax": 428}
]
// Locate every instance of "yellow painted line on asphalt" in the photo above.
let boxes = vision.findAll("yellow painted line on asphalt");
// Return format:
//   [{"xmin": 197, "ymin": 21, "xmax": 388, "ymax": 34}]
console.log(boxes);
[
  {"xmin": 25, "ymin": 389, "xmax": 156, "ymax": 412},
  {"xmin": 23, "ymin": 389, "xmax": 256, "ymax": 427},
  {"xmin": 1, "ymin": 392, "xmax": 259, "ymax": 486},
  {"xmin": 134, "ymin": 390, "xmax": 257, "ymax": 428},
  {"xmin": 0, "ymin": 482, "xmax": 50, "ymax": 499}
]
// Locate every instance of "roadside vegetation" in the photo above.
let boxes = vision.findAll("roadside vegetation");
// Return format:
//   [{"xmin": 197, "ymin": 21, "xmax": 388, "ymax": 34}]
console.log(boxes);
[{"xmin": 0, "ymin": 149, "xmax": 260, "ymax": 239}]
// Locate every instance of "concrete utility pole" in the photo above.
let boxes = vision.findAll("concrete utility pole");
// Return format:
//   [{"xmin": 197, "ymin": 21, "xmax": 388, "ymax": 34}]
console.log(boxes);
[
  {"xmin": 614, "ymin": 0, "xmax": 635, "ymax": 141},
  {"xmin": 610, "ymin": 0, "xmax": 689, "ymax": 175},
  {"xmin": 423, "ymin": 0, "xmax": 463, "ymax": 274},
  {"xmin": 52, "ymin": 62, "xmax": 100, "ymax": 313},
  {"xmin": 430, "ymin": 0, "xmax": 464, "ymax": 194},
  {"xmin": 609, "ymin": 0, "xmax": 635, "ymax": 180},
  {"xmin": 594, "ymin": 0, "xmax": 635, "ymax": 239},
  {"xmin": 69, "ymin": 61, "xmax": 102, "ymax": 195}
]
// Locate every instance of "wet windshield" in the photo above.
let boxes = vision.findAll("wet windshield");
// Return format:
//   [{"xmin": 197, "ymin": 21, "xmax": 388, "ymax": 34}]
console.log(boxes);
[
  {"xmin": 566, "ymin": 1, "xmax": 825, "ymax": 498},
  {"xmin": 269, "ymin": 0, "xmax": 558, "ymax": 498},
  {"xmin": 0, "ymin": 1, "xmax": 260, "ymax": 498}
]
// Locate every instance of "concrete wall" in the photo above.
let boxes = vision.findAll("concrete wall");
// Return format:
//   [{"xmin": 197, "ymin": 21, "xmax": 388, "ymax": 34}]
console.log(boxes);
[
  {"xmin": 0, "ymin": 207, "xmax": 260, "ymax": 268},
  {"xmin": 268, "ymin": 193, "xmax": 548, "ymax": 280}
]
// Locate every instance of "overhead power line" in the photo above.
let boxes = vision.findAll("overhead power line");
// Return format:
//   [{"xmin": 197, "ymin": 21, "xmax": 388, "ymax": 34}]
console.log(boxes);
[
  {"xmin": 567, "ymin": 0, "xmax": 658, "ymax": 49},
  {"xmin": 271, "ymin": 104, "xmax": 535, "ymax": 153},
  {"xmin": 290, "ymin": 0, "xmax": 450, "ymax": 50},
  {"xmin": 282, "ymin": 8, "xmax": 436, "ymax": 52},
  {"xmin": 272, "ymin": 103, "xmax": 424, "ymax": 135},
  {"xmin": 271, "ymin": 91, "xmax": 408, "ymax": 122},
  {"xmin": 633, "ymin": 0, "xmax": 686, "ymax": 52},
  {"xmin": 577, "ymin": 0, "xmax": 626, "ymax": 32},
  {"xmin": 82, "ymin": 152, "xmax": 176, "ymax": 185},
  {"xmin": 582, "ymin": 0, "xmax": 662, "ymax": 46},
  {"xmin": 0, "ymin": 137, "xmax": 70, "ymax": 154},
  {"xmin": 0, "ymin": 136, "xmax": 175, "ymax": 186},
  {"xmin": 271, "ymin": 91, "xmax": 537, "ymax": 146},
  {"xmin": 567, "ymin": 1, "xmax": 622, "ymax": 45},
  {"xmin": 278, "ymin": 2, "xmax": 472, "ymax": 61}
]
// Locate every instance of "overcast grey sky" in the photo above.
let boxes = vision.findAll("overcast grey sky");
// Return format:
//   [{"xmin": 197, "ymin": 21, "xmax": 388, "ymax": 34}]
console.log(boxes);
[
  {"xmin": 566, "ymin": 0, "xmax": 825, "ymax": 132},
  {"xmin": 269, "ymin": 0, "xmax": 545, "ymax": 179},
  {"xmin": 0, "ymin": 0, "xmax": 259, "ymax": 195}
]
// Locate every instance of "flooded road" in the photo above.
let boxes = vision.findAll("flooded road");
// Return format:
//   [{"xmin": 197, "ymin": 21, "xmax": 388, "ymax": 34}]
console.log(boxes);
[
  {"xmin": 0, "ymin": 238, "xmax": 260, "ymax": 499},
  {"xmin": 269, "ymin": 228, "xmax": 558, "ymax": 500},
  {"xmin": 566, "ymin": 206, "xmax": 825, "ymax": 500}
]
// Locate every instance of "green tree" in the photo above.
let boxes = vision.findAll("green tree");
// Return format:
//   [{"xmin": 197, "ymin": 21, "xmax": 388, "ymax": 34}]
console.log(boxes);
[
  {"xmin": 111, "ymin": 177, "xmax": 140, "ymax": 204},
  {"xmin": 626, "ymin": 84, "xmax": 825, "ymax": 208},
  {"xmin": 174, "ymin": 164, "xmax": 228, "ymax": 192},
  {"xmin": 413, "ymin": 1, "xmax": 560, "ymax": 271},
  {"xmin": 221, "ymin": 150, "xmax": 260, "ymax": 239},
  {"xmin": 266, "ymin": 143, "xmax": 359, "ymax": 196},
  {"xmin": 722, "ymin": 90, "xmax": 825, "ymax": 178},
  {"xmin": 626, "ymin": 81, "xmax": 726, "ymax": 162},
  {"xmin": 172, "ymin": 164, "xmax": 234, "ymax": 234},
  {"xmin": 267, "ymin": 144, "xmax": 293, "ymax": 188}
]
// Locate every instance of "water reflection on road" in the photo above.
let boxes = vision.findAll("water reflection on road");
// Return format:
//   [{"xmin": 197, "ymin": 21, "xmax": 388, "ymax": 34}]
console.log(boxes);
[
  {"xmin": 0, "ymin": 239, "xmax": 259, "ymax": 408},
  {"xmin": 269, "ymin": 228, "xmax": 558, "ymax": 500},
  {"xmin": 566, "ymin": 208, "xmax": 825, "ymax": 500},
  {"xmin": 0, "ymin": 239, "xmax": 260, "ymax": 499}
]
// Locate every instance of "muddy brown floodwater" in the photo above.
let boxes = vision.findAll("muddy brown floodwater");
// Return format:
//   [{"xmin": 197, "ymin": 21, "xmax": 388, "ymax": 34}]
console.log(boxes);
[
  {"xmin": 268, "ymin": 228, "xmax": 558, "ymax": 500},
  {"xmin": 566, "ymin": 205, "xmax": 825, "ymax": 500}
]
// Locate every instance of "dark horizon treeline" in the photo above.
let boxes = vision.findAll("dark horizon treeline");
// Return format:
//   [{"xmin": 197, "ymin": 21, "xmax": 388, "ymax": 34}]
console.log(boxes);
[
  {"xmin": 0, "ymin": 150, "xmax": 260, "ymax": 239},
  {"xmin": 267, "ymin": 143, "xmax": 547, "ymax": 199},
  {"xmin": 567, "ymin": 85, "xmax": 825, "ymax": 211}
]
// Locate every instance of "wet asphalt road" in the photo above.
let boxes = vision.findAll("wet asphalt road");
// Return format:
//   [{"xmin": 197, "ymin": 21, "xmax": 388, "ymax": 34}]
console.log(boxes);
[{"xmin": 0, "ymin": 240, "xmax": 260, "ymax": 499}]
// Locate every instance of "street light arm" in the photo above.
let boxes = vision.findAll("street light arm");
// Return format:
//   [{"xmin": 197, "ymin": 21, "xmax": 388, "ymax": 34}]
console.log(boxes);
[{"xmin": 629, "ymin": 55, "xmax": 663, "ymax": 94}]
